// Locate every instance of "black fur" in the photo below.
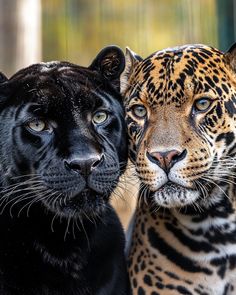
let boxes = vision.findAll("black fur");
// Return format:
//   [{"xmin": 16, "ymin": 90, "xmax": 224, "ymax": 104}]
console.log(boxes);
[{"xmin": 0, "ymin": 46, "xmax": 130, "ymax": 294}]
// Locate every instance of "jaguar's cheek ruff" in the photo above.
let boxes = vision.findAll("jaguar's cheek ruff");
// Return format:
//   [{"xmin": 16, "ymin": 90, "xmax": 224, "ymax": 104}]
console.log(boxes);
[{"xmin": 123, "ymin": 43, "xmax": 236, "ymax": 295}]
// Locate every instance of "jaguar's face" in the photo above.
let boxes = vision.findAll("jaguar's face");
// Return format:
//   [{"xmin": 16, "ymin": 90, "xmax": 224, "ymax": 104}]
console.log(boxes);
[
  {"xmin": 0, "ymin": 46, "xmax": 127, "ymax": 218},
  {"xmin": 121, "ymin": 44, "xmax": 236, "ymax": 208}
]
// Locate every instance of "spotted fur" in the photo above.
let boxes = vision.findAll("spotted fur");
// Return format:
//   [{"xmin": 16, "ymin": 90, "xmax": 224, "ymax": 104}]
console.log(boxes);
[{"xmin": 121, "ymin": 44, "xmax": 236, "ymax": 295}]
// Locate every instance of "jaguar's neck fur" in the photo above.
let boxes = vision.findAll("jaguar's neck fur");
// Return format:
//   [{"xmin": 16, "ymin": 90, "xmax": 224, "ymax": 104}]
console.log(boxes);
[{"xmin": 128, "ymin": 183, "xmax": 236, "ymax": 295}]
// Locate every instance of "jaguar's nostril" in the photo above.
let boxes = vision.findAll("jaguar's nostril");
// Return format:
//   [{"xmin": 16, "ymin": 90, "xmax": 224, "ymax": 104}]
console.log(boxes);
[
  {"xmin": 173, "ymin": 149, "xmax": 187, "ymax": 164},
  {"xmin": 147, "ymin": 149, "xmax": 187, "ymax": 173}
]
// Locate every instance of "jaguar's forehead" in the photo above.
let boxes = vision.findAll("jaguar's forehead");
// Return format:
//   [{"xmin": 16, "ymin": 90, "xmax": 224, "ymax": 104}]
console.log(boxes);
[{"xmin": 129, "ymin": 45, "xmax": 228, "ymax": 108}]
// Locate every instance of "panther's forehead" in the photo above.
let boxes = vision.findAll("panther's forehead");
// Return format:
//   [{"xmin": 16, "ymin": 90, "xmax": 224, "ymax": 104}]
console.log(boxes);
[
  {"xmin": 8, "ymin": 62, "xmax": 105, "ymax": 114},
  {"xmin": 38, "ymin": 61, "xmax": 61, "ymax": 72},
  {"xmin": 129, "ymin": 45, "xmax": 228, "ymax": 109}
]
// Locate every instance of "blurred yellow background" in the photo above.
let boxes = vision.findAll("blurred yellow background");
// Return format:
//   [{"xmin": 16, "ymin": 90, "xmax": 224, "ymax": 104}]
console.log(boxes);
[{"xmin": 0, "ymin": 0, "xmax": 235, "ymax": 228}]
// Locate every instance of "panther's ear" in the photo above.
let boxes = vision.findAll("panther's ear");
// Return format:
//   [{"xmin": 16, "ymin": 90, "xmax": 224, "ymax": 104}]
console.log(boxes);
[
  {"xmin": 224, "ymin": 42, "xmax": 236, "ymax": 72},
  {"xmin": 120, "ymin": 47, "xmax": 142, "ymax": 95},
  {"xmin": 89, "ymin": 45, "xmax": 125, "ymax": 89},
  {"xmin": 0, "ymin": 72, "xmax": 9, "ymax": 104},
  {"xmin": 0, "ymin": 72, "xmax": 8, "ymax": 83}
]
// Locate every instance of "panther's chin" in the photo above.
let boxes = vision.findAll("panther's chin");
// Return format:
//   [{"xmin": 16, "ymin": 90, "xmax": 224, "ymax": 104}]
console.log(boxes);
[
  {"xmin": 42, "ymin": 188, "xmax": 109, "ymax": 218},
  {"xmin": 150, "ymin": 182, "xmax": 199, "ymax": 208}
]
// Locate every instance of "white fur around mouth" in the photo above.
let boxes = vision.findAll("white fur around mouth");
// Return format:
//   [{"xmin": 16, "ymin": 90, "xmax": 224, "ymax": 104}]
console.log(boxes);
[{"xmin": 152, "ymin": 182, "xmax": 199, "ymax": 208}]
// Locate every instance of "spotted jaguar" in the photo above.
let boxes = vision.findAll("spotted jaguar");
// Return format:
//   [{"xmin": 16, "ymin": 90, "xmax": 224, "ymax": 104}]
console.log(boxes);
[{"xmin": 121, "ymin": 43, "xmax": 236, "ymax": 295}]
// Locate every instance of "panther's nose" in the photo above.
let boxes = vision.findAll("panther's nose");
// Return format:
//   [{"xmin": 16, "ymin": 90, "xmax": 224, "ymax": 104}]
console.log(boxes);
[
  {"xmin": 65, "ymin": 154, "xmax": 104, "ymax": 176},
  {"xmin": 147, "ymin": 149, "xmax": 187, "ymax": 173}
]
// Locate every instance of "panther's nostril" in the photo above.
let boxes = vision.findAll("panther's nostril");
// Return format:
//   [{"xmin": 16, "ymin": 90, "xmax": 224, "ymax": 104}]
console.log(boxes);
[
  {"xmin": 91, "ymin": 154, "xmax": 104, "ymax": 169},
  {"xmin": 65, "ymin": 160, "xmax": 82, "ymax": 172}
]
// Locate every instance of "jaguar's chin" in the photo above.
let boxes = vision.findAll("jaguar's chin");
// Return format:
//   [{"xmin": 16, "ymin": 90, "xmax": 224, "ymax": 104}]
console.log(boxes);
[
  {"xmin": 42, "ymin": 188, "xmax": 109, "ymax": 218},
  {"xmin": 150, "ymin": 182, "xmax": 199, "ymax": 208}
]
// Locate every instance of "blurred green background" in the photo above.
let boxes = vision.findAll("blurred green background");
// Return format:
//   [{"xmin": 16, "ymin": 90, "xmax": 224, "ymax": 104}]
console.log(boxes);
[
  {"xmin": 0, "ymin": 0, "xmax": 235, "ymax": 76},
  {"xmin": 0, "ymin": 0, "xmax": 235, "ymax": 226},
  {"xmin": 42, "ymin": 0, "xmax": 234, "ymax": 64},
  {"xmin": 42, "ymin": 0, "xmax": 220, "ymax": 63}
]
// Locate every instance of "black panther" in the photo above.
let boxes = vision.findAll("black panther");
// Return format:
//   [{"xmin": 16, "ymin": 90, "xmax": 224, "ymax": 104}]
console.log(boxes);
[{"xmin": 0, "ymin": 46, "xmax": 130, "ymax": 294}]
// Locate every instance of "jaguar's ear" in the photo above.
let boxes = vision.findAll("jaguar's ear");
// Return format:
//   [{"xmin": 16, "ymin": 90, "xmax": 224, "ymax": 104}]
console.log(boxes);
[
  {"xmin": 120, "ymin": 47, "xmax": 142, "ymax": 95},
  {"xmin": 89, "ymin": 45, "xmax": 125, "ymax": 89},
  {"xmin": 224, "ymin": 42, "xmax": 236, "ymax": 72}
]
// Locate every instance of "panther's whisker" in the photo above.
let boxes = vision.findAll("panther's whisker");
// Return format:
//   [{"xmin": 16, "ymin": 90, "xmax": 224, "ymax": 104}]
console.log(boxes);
[
  {"xmin": 64, "ymin": 214, "xmax": 72, "ymax": 241},
  {"xmin": 0, "ymin": 186, "xmax": 45, "ymax": 215},
  {"xmin": 9, "ymin": 188, "xmax": 46, "ymax": 217},
  {"xmin": 10, "ymin": 174, "xmax": 41, "ymax": 180},
  {"xmin": 19, "ymin": 190, "xmax": 57, "ymax": 218},
  {"xmin": 78, "ymin": 215, "xmax": 90, "ymax": 250},
  {"xmin": 0, "ymin": 180, "xmax": 44, "ymax": 195},
  {"xmin": 72, "ymin": 210, "xmax": 77, "ymax": 239},
  {"xmin": 50, "ymin": 211, "xmax": 58, "ymax": 233}
]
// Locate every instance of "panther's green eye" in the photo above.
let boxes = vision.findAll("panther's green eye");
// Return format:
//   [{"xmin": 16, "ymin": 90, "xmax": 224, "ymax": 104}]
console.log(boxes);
[
  {"xmin": 92, "ymin": 111, "xmax": 108, "ymax": 124},
  {"xmin": 194, "ymin": 98, "xmax": 212, "ymax": 112},
  {"xmin": 132, "ymin": 105, "xmax": 147, "ymax": 119},
  {"xmin": 27, "ymin": 119, "xmax": 52, "ymax": 133}
]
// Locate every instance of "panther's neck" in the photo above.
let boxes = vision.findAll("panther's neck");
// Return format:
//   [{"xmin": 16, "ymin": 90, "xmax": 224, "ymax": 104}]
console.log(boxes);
[
  {"xmin": 0, "ymin": 198, "xmax": 100, "ymax": 247},
  {"xmin": 0, "ymin": 199, "xmax": 100, "ymax": 273},
  {"xmin": 0, "ymin": 198, "xmax": 110, "ymax": 294}
]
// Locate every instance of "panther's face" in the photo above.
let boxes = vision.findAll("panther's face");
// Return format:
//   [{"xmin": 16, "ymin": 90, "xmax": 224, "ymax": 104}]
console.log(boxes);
[
  {"xmin": 121, "ymin": 44, "xmax": 236, "ymax": 208},
  {"xmin": 0, "ymin": 46, "xmax": 127, "ymax": 218}
]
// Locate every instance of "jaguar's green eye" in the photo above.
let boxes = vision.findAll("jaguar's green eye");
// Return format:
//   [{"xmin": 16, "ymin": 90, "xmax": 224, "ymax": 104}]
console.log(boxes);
[
  {"xmin": 27, "ymin": 119, "xmax": 52, "ymax": 133},
  {"xmin": 132, "ymin": 105, "xmax": 147, "ymax": 119},
  {"xmin": 194, "ymin": 98, "xmax": 212, "ymax": 112},
  {"xmin": 92, "ymin": 111, "xmax": 108, "ymax": 124}
]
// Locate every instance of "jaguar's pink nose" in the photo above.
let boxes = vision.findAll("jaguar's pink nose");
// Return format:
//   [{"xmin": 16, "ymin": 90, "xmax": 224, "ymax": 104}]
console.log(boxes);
[{"xmin": 147, "ymin": 149, "xmax": 187, "ymax": 172}]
